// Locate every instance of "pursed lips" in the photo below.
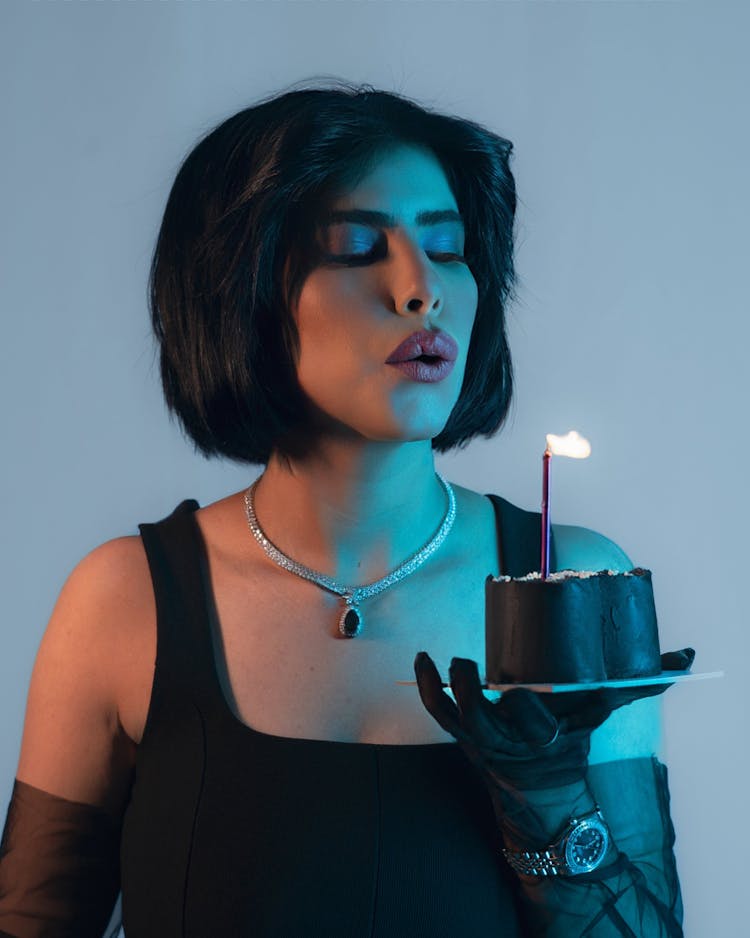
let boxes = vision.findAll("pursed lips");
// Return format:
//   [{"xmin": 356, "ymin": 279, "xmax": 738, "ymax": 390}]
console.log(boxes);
[{"xmin": 385, "ymin": 329, "xmax": 459, "ymax": 364}]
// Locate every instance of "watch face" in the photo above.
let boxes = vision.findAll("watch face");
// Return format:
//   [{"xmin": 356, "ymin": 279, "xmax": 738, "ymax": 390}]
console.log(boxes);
[{"xmin": 564, "ymin": 817, "xmax": 609, "ymax": 873}]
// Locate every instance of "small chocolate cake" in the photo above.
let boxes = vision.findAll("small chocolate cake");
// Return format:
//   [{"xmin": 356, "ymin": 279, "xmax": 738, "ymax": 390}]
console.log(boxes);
[{"xmin": 484, "ymin": 568, "xmax": 662, "ymax": 684}]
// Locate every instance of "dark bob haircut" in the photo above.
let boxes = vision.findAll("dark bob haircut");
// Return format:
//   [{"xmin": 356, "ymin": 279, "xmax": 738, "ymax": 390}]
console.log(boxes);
[{"xmin": 148, "ymin": 78, "xmax": 518, "ymax": 466}]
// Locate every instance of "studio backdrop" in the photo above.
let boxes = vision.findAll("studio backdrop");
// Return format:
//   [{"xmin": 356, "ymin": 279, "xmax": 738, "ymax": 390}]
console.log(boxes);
[{"xmin": 1, "ymin": 2, "xmax": 745, "ymax": 935}]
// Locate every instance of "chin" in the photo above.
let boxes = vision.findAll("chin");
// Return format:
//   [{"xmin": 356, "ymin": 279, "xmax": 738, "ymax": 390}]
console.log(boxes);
[
  {"xmin": 371, "ymin": 418, "xmax": 453, "ymax": 445},
  {"xmin": 301, "ymin": 393, "xmax": 456, "ymax": 447}
]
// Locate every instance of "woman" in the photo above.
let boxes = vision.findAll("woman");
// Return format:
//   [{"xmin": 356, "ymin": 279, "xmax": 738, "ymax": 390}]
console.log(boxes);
[{"xmin": 0, "ymin": 81, "xmax": 686, "ymax": 936}]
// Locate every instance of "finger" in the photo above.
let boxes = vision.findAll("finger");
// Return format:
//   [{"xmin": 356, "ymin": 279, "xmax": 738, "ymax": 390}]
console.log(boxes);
[
  {"xmin": 495, "ymin": 688, "xmax": 560, "ymax": 748},
  {"xmin": 447, "ymin": 657, "xmax": 514, "ymax": 748},
  {"xmin": 448, "ymin": 657, "xmax": 487, "ymax": 723},
  {"xmin": 660, "ymin": 647, "xmax": 695, "ymax": 671},
  {"xmin": 569, "ymin": 683, "xmax": 673, "ymax": 732},
  {"xmin": 414, "ymin": 652, "xmax": 466, "ymax": 740}
]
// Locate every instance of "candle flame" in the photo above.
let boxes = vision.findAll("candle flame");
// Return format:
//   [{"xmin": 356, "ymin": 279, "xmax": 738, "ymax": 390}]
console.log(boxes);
[{"xmin": 545, "ymin": 430, "xmax": 591, "ymax": 459}]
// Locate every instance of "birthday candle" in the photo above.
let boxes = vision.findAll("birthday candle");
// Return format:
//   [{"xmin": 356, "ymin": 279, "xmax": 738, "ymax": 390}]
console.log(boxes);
[{"xmin": 541, "ymin": 431, "xmax": 592, "ymax": 578}]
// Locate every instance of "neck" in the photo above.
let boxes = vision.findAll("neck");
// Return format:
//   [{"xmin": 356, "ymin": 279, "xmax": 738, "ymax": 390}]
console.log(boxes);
[{"xmin": 251, "ymin": 439, "xmax": 450, "ymax": 584}]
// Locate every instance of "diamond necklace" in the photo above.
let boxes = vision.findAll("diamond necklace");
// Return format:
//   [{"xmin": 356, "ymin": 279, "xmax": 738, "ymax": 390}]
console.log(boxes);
[{"xmin": 242, "ymin": 471, "xmax": 456, "ymax": 638}]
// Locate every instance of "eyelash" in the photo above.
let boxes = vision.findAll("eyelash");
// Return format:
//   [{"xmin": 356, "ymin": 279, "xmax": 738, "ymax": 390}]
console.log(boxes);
[{"xmin": 326, "ymin": 248, "xmax": 466, "ymax": 266}]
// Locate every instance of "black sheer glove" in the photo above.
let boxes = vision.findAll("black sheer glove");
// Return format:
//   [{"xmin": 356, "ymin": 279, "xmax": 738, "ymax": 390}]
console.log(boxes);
[
  {"xmin": 414, "ymin": 652, "xmax": 690, "ymax": 936},
  {"xmin": 512, "ymin": 758, "xmax": 685, "ymax": 937},
  {"xmin": 541, "ymin": 648, "xmax": 695, "ymax": 745},
  {"xmin": 0, "ymin": 779, "xmax": 122, "ymax": 938},
  {"xmin": 414, "ymin": 648, "xmax": 695, "ymax": 796}
]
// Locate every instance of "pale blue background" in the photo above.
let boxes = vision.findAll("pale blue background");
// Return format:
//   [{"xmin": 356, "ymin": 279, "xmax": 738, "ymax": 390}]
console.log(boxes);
[{"xmin": 1, "ymin": 1, "xmax": 746, "ymax": 935}]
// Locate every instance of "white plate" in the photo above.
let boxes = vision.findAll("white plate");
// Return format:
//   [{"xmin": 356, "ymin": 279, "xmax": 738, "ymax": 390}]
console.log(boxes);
[{"xmin": 397, "ymin": 669, "xmax": 724, "ymax": 694}]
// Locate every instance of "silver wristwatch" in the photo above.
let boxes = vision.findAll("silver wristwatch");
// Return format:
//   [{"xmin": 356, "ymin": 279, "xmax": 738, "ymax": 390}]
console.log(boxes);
[{"xmin": 502, "ymin": 807, "xmax": 611, "ymax": 877}]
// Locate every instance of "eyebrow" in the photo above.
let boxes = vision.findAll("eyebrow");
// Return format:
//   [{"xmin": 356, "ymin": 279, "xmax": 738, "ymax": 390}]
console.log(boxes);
[{"xmin": 321, "ymin": 208, "xmax": 464, "ymax": 230}]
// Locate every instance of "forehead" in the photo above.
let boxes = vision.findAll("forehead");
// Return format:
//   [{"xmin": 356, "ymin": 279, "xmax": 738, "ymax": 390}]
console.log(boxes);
[{"xmin": 330, "ymin": 145, "xmax": 458, "ymax": 216}]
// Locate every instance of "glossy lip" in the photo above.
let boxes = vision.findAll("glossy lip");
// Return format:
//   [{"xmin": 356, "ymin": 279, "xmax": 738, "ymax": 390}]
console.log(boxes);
[
  {"xmin": 387, "ymin": 358, "xmax": 455, "ymax": 383},
  {"xmin": 385, "ymin": 329, "xmax": 458, "ymax": 364}
]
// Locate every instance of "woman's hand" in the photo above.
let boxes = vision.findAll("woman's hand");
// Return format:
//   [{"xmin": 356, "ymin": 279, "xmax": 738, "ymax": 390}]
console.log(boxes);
[
  {"xmin": 414, "ymin": 648, "xmax": 694, "ymax": 851},
  {"xmin": 414, "ymin": 648, "xmax": 695, "ymax": 794}
]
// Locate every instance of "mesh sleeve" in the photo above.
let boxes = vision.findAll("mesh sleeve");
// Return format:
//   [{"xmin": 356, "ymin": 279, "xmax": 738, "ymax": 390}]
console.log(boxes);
[
  {"xmin": 0, "ymin": 779, "xmax": 122, "ymax": 938},
  {"xmin": 511, "ymin": 756, "xmax": 683, "ymax": 937}
]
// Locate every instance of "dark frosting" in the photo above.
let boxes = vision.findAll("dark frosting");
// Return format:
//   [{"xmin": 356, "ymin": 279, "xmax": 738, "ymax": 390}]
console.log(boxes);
[{"xmin": 484, "ymin": 569, "xmax": 661, "ymax": 684}]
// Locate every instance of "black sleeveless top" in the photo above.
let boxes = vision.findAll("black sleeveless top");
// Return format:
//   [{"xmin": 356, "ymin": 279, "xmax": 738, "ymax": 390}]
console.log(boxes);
[{"xmin": 120, "ymin": 494, "xmax": 551, "ymax": 937}]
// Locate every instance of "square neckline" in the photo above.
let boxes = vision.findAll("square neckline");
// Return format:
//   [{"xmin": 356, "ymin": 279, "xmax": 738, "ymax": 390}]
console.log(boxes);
[{"xmin": 182, "ymin": 493, "xmax": 506, "ymax": 751}]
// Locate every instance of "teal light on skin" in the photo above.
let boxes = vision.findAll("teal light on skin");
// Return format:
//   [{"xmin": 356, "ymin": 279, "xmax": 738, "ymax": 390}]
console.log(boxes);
[
  {"xmin": 295, "ymin": 148, "xmax": 476, "ymax": 451},
  {"xmin": 256, "ymin": 144, "xmax": 478, "ymax": 585},
  {"xmin": 234, "ymin": 145, "xmax": 664, "ymax": 762}
]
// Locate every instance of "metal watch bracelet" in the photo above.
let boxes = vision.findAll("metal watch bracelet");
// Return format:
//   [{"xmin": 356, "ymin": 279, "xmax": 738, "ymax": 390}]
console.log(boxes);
[
  {"xmin": 502, "ymin": 846, "xmax": 570, "ymax": 877},
  {"xmin": 502, "ymin": 807, "xmax": 611, "ymax": 877}
]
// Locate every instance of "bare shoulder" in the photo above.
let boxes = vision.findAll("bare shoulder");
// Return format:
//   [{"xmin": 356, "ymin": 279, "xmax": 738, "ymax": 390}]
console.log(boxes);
[
  {"xmin": 26, "ymin": 536, "xmax": 154, "ymax": 674},
  {"xmin": 68, "ymin": 534, "xmax": 153, "ymax": 605},
  {"xmin": 449, "ymin": 482, "xmax": 496, "ymax": 523},
  {"xmin": 47, "ymin": 535, "xmax": 156, "ymax": 657},
  {"xmin": 69, "ymin": 535, "xmax": 157, "ymax": 741},
  {"xmin": 16, "ymin": 535, "xmax": 155, "ymax": 815},
  {"xmin": 552, "ymin": 523, "xmax": 633, "ymax": 573}
]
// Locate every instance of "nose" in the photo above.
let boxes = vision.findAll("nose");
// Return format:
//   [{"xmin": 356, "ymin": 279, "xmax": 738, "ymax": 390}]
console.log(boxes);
[
  {"xmin": 399, "ymin": 292, "xmax": 441, "ymax": 316},
  {"xmin": 389, "ymin": 237, "xmax": 443, "ymax": 318}
]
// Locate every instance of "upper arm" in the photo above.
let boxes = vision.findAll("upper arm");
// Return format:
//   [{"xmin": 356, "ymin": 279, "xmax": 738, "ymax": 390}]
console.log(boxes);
[
  {"xmin": 15, "ymin": 536, "xmax": 153, "ymax": 820},
  {"xmin": 551, "ymin": 523, "xmax": 663, "ymax": 762}
]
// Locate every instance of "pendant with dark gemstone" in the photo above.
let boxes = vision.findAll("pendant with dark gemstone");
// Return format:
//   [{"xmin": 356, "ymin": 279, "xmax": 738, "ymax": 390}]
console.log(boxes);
[{"xmin": 339, "ymin": 603, "xmax": 362, "ymax": 638}]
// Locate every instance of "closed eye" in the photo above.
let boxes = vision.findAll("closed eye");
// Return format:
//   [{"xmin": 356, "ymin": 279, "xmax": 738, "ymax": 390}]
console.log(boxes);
[
  {"xmin": 324, "ymin": 247, "xmax": 466, "ymax": 266},
  {"xmin": 319, "ymin": 223, "xmax": 466, "ymax": 265},
  {"xmin": 428, "ymin": 251, "xmax": 466, "ymax": 262}
]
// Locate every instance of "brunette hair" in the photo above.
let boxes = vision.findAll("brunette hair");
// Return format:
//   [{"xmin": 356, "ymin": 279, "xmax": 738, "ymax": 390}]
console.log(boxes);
[{"xmin": 148, "ymin": 78, "xmax": 518, "ymax": 466}]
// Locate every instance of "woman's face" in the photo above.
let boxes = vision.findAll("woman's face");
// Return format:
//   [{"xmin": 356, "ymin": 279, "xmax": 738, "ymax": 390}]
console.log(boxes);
[{"xmin": 290, "ymin": 144, "xmax": 479, "ymax": 447}]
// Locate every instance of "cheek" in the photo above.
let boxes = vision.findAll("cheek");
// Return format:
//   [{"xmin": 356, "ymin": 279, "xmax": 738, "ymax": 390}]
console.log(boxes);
[
  {"xmin": 446, "ymin": 269, "xmax": 479, "ymax": 335},
  {"xmin": 294, "ymin": 276, "xmax": 344, "ymax": 351},
  {"xmin": 295, "ymin": 270, "xmax": 383, "ymax": 362},
  {"xmin": 457, "ymin": 268, "xmax": 479, "ymax": 308},
  {"xmin": 295, "ymin": 269, "xmax": 366, "ymax": 332},
  {"xmin": 293, "ymin": 276, "xmax": 368, "ymax": 389}
]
